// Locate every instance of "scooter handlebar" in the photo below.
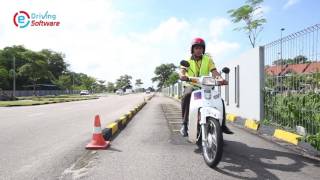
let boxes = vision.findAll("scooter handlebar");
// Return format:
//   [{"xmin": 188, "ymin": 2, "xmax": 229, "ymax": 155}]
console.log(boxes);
[{"xmin": 180, "ymin": 76, "xmax": 228, "ymax": 86}]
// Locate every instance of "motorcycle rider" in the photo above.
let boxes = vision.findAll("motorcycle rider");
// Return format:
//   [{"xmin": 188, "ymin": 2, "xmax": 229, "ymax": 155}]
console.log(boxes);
[{"xmin": 179, "ymin": 37, "xmax": 233, "ymax": 136}]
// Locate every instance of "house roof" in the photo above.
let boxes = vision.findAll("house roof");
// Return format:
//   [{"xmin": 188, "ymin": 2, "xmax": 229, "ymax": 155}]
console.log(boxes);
[
  {"xmin": 304, "ymin": 62, "xmax": 320, "ymax": 73},
  {"xmin": 281, "ymin": 63, "xmax": 309, "ymax": 75},
  {"xmin": 265, "ymin": 62, "xmax": 320, "ymax": 76}
]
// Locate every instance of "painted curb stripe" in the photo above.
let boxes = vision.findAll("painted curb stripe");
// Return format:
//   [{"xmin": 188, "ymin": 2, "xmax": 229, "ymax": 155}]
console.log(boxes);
[
  {"xmin": 244, "ymin": 119, "xmax": 259, "ymax": 131},
  {"xmin": 273, "ymin": 129, "xmax": 302, "ymax": 145},
  {"xmin": 116, "ymin": 119, "xmax": 124, "ymax": 130},
  {"xmin": 100, "ymin": 101, "xmax": 147, "ymax": 141},
  {"xmin": 119, "ymin": 116, "xmax": 127, "ymax": 125},
  {"xmin": 226, "ymin": 114, "xmax": 237, "ymax": 122},
  {"xmin": 125, "ymin": 114, "xmax": 131, "ymax": 120},
  {"xmin": 127, "ymin": 112, "xmax": 133, "ymax": 119},
  {"xmin": 107, "ymin": 122, "xmax": 118, "ymax": 135}
]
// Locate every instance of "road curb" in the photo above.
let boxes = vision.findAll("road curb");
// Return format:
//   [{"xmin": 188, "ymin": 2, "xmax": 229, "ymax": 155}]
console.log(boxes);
[
  {"xmin": 244, "ymin": 119, "xmax": 260, "ymax": 131},
  {"xmin": 226, "ymin": 114, "xmax": 237, "ymax": 122},
  {"xmin": 163, "ymin": 95, "xmax": 319, "ymax": 158},
  {"xmin": 274, "ymin": 129, "xmax": 302, "ymax": 145},
  {"xmin": 101, "ymin": 94, "xmax": 154, "ymax": 141},
  {"xmin": 226, "ymin": 113, "xmax": 320, "ymax": 158}
]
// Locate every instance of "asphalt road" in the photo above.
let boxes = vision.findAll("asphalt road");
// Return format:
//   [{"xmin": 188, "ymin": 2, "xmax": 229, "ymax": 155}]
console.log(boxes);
[
  {"xmin": 0, "ymin": 93, "xmax": 147, "ymax": 180},
  {"xmin": 82, "ymin": 94, "xmax": 320, "ymax": 180}
]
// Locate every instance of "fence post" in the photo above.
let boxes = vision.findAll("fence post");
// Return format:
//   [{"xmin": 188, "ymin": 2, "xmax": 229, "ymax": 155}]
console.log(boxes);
[{"xmin": 259, "ymin": 46, "xmax": 265, "ymax": 122}]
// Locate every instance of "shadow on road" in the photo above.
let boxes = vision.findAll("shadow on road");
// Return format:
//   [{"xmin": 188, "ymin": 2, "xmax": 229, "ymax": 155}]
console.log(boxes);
[{"xmin": 214, "ymin": 140, "xmax": 320, "ymax": 180}]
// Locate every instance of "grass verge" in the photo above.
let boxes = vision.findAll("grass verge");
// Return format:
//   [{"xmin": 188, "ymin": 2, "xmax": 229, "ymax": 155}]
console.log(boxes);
[{"xmin": 0, "ymin": 96, "xmax": 98, "ymax": 107}]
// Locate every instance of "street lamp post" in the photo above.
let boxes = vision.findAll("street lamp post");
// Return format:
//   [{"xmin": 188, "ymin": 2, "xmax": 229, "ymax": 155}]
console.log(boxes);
[
  {"xmin": 280, "ymin": 28, "xmax": 285, "ymax": 61},
  {"xmin": 280, "ymin": 28, "xmax": 285, "ymax": 93}
]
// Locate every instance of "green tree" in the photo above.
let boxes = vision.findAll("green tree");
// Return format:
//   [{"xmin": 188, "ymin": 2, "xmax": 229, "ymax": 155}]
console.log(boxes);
[
  {"xmin": 106, "ymin": 82, "xmax": 115, "ymax": 92},
  {"xmin": 0, "ymin": 66, "xmax": 9, "ymax": 89},
  {"xmin": 228, "ymin": 0, "xmax": 266, "ymax": 48},
  {"xmin": 0, "ymin": 46, "xmax": 30, "ymax": 90},
  {"xmin": 78, "ymin": 73, "xmax": 97, "ymax": 90},
  {"xmin": 135, "ymin": 79, "xmax": 143, "ymax": 88},
  {"xmin": 164, "ymin": 72, "xmax": 179, "ymax": 86},
  {"xmin": 95, "ymin": 80, "xmax": 107, "ymax": 93},
  {"xmin": 52, "ymin": 74, "xmax": 72, "ymax": 90},
  {"xmin": 18, "ymin": 51, "xmax": 53, "ymax": 95},
  {"xmin": 0, "ymin": 45, "xmax": 108, "ymax": 93},
  {"xmin": 40, "ymin": 49, "xmax": 68, "ymax": 79},
  {"xmin": 152, "ymin": 63, "xmax": 177, "ymax": 88},
  {"xmin": 272, "ymin": 55, "xmax": 309, "ymax": 65},
  {"xmin": 116, "ymin": 74, "xmax": 132, "ymax": 89},
  {"xmin": 293, "ymin": 55, "xmax": 309, "ymax": 64}
]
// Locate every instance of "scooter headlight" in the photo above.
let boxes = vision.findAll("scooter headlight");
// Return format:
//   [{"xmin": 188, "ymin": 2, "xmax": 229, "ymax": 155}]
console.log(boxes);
[
  {"xmin": 202, "ymin": 77, "xmax": 216, "ymax": 86},
  {"xmin": 204, "ymin": 89, "xmax": 211, "ymax": 100}
]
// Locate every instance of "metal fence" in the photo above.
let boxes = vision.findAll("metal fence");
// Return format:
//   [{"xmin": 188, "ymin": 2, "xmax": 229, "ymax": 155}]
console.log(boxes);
[
  {"xmin": 162, "ymin": 82, "xmax": 183, "ymax": 99},
  {"xmin": 264, "ymin": 24, "xmax": 320, "ymax": 136},
  {"xmin": 2, "ymin": 90, "xmax": 82, "ymax": 97}
]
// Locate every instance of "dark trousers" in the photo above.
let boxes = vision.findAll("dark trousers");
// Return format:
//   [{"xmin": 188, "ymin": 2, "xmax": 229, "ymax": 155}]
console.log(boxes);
[
  {"xmin": 181, "ymin": 86, "xmax": 193, "ymax": 126},
  {"xmin": 181, "ymin": 86, "xmax": 227, "ymax": 127}
]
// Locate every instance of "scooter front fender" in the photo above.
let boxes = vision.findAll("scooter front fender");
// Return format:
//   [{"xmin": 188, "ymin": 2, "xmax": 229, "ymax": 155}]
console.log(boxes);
[{"xmin": 199, "ymin": 107, "xmax": 222, "ymax": 125}]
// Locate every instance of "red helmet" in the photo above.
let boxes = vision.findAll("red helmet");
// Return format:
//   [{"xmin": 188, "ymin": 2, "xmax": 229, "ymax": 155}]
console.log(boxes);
[{"xmin": 191, "ymin": 37, "xmax": 205, "ymax": 54}]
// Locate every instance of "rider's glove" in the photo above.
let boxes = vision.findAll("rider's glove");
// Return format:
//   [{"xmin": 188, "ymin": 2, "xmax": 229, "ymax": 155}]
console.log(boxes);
[
  {"xmin": 219, "ymin": 80, "xmax": 228, "ymax": 85},
  {"xmin": 180, "ymin": 76, "xmax": 190, "ymax": 82}
]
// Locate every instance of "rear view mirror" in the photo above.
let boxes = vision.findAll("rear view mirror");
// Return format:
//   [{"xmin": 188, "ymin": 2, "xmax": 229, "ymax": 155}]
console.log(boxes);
[
  {"xmin": 222, "ymin": 67, "xmax": 230, "ymax": 74},
  {"xmin": 180, "ymin": 60, "xmax": 190, "ymax": 67}
]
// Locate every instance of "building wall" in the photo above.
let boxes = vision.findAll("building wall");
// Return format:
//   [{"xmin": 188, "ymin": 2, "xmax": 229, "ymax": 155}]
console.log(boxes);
[{"xmin": 220, "ymin": 47, "xmax": 264, "ymax": 121}]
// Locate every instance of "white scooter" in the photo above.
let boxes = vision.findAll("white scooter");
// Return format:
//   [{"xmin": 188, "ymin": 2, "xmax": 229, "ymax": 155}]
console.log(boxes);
[{"xmin": 180, "ymin": 60, "xmax": 230, "ymax": 168}]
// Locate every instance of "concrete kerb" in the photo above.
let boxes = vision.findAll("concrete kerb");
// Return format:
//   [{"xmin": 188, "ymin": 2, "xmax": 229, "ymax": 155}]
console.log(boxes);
[
  {"xmin": 127, "ymin": 111, "xmax": 133, "ymax": 120},
  {"xmin": 130, "ymin": 109, "xmax": 136, "ymax": 116},
  {"xmin": 146, "ymin": 93, "xmax": 156, "ymax": 101},
  {"xmin": 226, "ymin": 113, "xmax": 320, "ymax": 158},
  {"xmin": 167, "ymin": 91, "xmax": 320, "ymax": 158},
  {"xmin": 101, "ymin": 100, "xmax": 149, "ymax": 141},
  {"xmin": 163, "ymin": 95, "xmax": 319, "ymax": 157},
  {"xmin": 244, "ymin": 119, "xmax": 260, "ymax": 131}
]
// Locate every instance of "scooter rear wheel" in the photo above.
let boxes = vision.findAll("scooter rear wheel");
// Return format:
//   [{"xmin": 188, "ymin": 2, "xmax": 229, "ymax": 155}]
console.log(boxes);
[{"xmin": 202, "ymin": 117, "xmax": 223, "ymax": 168}]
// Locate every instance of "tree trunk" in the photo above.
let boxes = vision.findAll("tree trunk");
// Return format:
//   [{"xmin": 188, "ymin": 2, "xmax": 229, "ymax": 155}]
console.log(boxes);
[
  {"xmin": 33, "ymin": 81, "xmax": 36, "ymax": 96},
  {"xmin": 249, "ymin": 34, "xmax": 255, "ymax": 48}
]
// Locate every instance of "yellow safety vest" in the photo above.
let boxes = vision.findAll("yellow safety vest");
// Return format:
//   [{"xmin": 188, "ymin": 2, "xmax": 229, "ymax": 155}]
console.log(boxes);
[
  {"xmin": 182, "ymin": 54, "xmax": 213, "ymax": 87},
  {"xmin": 187, "ymin": 54, "xmax": 211, "ymax": 77}
]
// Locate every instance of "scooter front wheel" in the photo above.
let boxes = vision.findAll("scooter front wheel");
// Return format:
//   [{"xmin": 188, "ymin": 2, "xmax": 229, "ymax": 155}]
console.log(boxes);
[{"xmin": 202, "ymin": 117, "xmax": 223, "ymax": 168}]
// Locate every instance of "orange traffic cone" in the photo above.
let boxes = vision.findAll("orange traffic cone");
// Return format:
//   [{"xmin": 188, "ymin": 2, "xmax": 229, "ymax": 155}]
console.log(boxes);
[{"xmin": 86, "ymin": 115, "xmax": 110, "ymax": 150}]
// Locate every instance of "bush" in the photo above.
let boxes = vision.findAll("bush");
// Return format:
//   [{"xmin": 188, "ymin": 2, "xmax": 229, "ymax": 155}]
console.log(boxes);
[
  {"xmin": 265, "ymin": 92, "xmax": 320, "ymax": 150},
  {"xmin": 305, "ymin": 133, "xmax": 320, "ymax": 151}
]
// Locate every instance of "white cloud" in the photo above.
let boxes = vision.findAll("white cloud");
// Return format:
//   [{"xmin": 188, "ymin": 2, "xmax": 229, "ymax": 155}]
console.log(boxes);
[
  {"xmin": 207, "ymin": 18, "xmax": 240, "ymax": 65},
  {"xmin": 209, "ymin": 18, "xmax": 230, "ymax": 39},
  {"xmin": 142, "ymin": 17, "xmax": 189, "ymax": 44},
  {"xmin": 0, "ymin": 0, "xmax": 240, "ymax": 88},
  {"xmin": 283, "ymin": 0, "xmax": 301, "ymax": 9}
]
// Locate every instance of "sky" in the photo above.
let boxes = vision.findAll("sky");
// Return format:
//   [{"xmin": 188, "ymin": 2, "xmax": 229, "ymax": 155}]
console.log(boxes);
[{"xmin": 0, "ymin": 0, "xmax": 319, "ymax": 88}]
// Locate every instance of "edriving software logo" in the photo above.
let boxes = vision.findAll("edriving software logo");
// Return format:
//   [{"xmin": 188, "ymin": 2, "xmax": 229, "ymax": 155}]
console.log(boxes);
[{"xmin": 13, "ymin": 10, "xmax": 60, "ymax": 28}]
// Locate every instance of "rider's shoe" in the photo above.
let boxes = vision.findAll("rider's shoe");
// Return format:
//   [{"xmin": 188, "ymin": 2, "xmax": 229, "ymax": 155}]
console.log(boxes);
[
  {"xmin": 180, "ymin": 124, "xmax": 188, "ymax": 137},
  {"xmin": 222, "ymin": 125, "xmax": 234, "ymax": 134}
]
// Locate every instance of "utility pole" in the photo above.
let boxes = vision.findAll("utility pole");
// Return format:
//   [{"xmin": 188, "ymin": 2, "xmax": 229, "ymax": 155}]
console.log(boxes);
[
  {"xmin": 72, "ymin": 73, "xmax": 75, "ymax": 94},
  {"xmin": 13, "ymin": 55, "xmax": 16, "ymax": 97}
]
